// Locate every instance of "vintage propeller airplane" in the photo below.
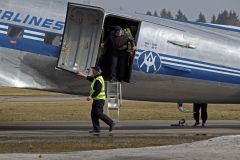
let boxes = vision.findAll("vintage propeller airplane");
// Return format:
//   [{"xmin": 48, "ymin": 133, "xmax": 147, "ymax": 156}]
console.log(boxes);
[{"xmin": 1, "ymin": 0, "xmax": 240, "ymax": 113}]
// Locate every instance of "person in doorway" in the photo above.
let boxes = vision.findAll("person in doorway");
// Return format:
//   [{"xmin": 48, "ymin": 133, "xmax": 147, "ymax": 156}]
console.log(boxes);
[
  {"xmin": 103, "ymin": 26, "xmax": 137, "ymax": 82},
  {"xmin": 77, "ymin": 66, "xmax": 115, "ymax": 133},
  {"xmin": 123, "ymin": 26, "xmax": 137, "ymax": 55},
  {"xmin": 123, "ymin": 26, "xmax": 138, "ymax": 80},
  {"xmin": 193, "ymin": 103, "xmax": 208, "ymax": 127}
]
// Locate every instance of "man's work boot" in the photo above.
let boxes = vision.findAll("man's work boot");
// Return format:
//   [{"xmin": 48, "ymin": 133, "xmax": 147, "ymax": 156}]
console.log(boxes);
[
  {"xmin": 109, "ymin": 122, "xmax": 115, "ymax": 132},
  {"xmin": 193, "ymin": 122, "xmax": 200, "ymax": 127},
  {"xmin": 89, "ymin": 130, "xmax": 100, "ymax": 133}
]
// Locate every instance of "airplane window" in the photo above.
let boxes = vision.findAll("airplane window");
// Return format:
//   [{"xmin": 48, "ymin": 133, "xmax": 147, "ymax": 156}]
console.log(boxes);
[
  {"xmin": 44, "ymin": 33, "xmax": 61, "ymax": 46},
  {"xmin": 7, "ymin": 26, "xmax": 24, "ymax": 38}
]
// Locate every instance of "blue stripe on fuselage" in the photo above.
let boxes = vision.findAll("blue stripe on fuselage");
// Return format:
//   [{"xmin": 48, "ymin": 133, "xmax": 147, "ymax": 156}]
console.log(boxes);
[
  {"xmin": 0, "ymin": 28, "xmax": 8, "ymax": 31},
  {"xmin": 137, "ymin": 49, "xmax": 240, "ymax": 72},
  {"xmin": 134, "ymin": 50, "xmax": 240, "ymax": 84},
  {"xmin": 23, "ymin": 32, "xmax": 45, "ymax": 39},
  {"xmin": 161, "ymin": 59, "xmax": 240, "ymax": 75}
]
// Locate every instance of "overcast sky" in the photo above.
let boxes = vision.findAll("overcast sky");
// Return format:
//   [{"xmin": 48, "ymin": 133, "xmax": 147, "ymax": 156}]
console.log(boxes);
[{"xmin": 90, "ymin": 0, "xmax": 240, "ymax": 22}]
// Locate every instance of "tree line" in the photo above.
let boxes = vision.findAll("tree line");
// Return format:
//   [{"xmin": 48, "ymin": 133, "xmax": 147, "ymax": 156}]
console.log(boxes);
[{"xmin": 146, "ymin": 9, "xmax": 240, "ymax": 26}]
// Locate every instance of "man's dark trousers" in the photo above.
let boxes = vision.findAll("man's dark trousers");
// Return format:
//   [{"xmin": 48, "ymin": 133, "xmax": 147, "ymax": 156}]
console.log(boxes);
[
  {"xmin": 193, "ymin": 103, "xmax": 208, "ymax": 123},
  {"xmin": 110, "ymin": 51, "xmax": 128, "ymax": 81},
  {"xmin": 91, "ymin": 100, "xmax": 113, "ymax": 131}
]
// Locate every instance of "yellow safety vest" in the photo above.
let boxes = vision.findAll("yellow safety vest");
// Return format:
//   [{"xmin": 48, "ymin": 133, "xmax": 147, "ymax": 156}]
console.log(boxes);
[
  {"xmin": 90, "ymin": 76, "xmax": 106, "ymax": 100},
  {"xmin": 124, "ymin": 28, "xmax": 133, "ymax": 52}
]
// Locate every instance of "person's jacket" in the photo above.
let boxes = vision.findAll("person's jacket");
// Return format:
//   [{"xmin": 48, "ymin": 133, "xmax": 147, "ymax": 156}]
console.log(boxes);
[{"xmin": 108, "ymin": 30, "xmax": 135, "ymax": 51}]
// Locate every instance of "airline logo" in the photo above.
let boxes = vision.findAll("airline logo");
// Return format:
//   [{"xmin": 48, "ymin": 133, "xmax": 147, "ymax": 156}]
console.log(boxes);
[
  {"xmin": 0, "ymin": 9, "xmax": 64, "ymax": 31},
  {"xmin": 137, "ymin": 51, "xmax": 161, "ymax": 73}
]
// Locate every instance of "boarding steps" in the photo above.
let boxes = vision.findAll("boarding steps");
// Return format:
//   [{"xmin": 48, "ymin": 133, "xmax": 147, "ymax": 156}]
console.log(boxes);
[{"xmin": 106, "ymin": 81, "xmax": 122, "ymax": 122}]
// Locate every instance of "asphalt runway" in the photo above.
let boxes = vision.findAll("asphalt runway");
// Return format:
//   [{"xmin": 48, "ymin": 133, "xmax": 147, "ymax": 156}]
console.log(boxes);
[
  {"xmin": 0, "ymin": 120, "xmax": 239, "ymax": 137},
  {"xmin": 1, "ymin": 135, "xmax": 239, "ymax": 160},
  {"xmin": 0, "ymin": 95, "xmax": 240, "ymax": 136}
]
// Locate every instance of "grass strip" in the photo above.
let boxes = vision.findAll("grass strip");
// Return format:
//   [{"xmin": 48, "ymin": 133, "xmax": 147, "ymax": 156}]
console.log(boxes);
[{"xmin": 0, "ymin": 135, "xmax": 212, "ymax": 153}]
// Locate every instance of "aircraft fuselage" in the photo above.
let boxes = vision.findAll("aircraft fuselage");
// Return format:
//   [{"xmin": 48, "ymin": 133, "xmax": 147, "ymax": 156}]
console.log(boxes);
[{"xmin": 1, "ymin": 0, "xmax": 240, "ymax": 104}]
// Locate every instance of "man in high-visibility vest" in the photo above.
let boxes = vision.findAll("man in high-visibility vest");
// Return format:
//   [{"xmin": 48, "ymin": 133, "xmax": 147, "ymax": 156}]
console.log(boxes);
[
  {"xmin": 123, "ymin": 26, "xmax": 137, "ymax": 54},
  {"xmin": 124, "ymin": 26, "xmax": 138, "ymax": 77},
  {"xmin": 77, "ymin": 66, "xmax": 115, "ymax": 133}
]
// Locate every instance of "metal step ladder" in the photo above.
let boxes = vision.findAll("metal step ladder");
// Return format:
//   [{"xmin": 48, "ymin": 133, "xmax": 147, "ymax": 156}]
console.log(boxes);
[{"xmin": 106, "ymin": 81, "xmax": 122, "ymax": 122}]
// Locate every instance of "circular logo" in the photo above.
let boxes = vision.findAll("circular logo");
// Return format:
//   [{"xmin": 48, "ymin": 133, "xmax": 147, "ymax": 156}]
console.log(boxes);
[{"xmin": 137, "ymin": 51, "xmax": 161, "ymax": 73}]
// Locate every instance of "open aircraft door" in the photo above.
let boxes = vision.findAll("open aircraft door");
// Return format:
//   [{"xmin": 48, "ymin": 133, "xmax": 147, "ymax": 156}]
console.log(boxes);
[{"xmin": 57, "ymin": 3, "xmax": 105, "ymax": 73}]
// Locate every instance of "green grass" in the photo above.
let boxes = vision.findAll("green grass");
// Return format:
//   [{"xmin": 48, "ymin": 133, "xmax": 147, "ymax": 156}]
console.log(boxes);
[
  {"xmin": 0, "ymin": 88, "xmax": 240, "ymax": 121},
  {"xmin": 1, "ymin": 100, "xmax": 240, "ymax": 121},
  {"xmin": 0, "ymin": 136, "xmax": 211, "ymax": 153}
]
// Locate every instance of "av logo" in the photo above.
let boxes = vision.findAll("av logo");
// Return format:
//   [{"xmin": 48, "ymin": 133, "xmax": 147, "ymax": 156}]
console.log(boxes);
[{"xmin": 137, "ymin": 51, "xmax": 161, "ymax": 73}]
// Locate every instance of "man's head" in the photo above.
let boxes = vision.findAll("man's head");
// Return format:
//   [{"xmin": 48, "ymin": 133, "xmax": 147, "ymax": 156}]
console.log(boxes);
[
  {"xmin": 91, "ymin": 66, "xmax": 102, "ymax": 76},
  {"xmin": 114, "ymin": 26, "xmax": 122, "ymax": 36}
]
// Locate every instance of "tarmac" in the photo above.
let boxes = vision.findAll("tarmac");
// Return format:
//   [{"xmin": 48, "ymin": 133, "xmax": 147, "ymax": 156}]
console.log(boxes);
[
  {"xmin": 0, "ymin": 120, "xmax": 239, "ymax": 137},
  {"xmin": 0, "ymin": 118, "xmax": 239, "ymax": 160},
  {"xmin": 0, "ymin": 95, "xmax": 239, "ymax": 159},
  {"xmin": 0, "ymin": 120, "xmax": 239, "ymax": 160},
  {"xmin": 0, "ymin": 133, "xmax": 239, "ymax": 160}
]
